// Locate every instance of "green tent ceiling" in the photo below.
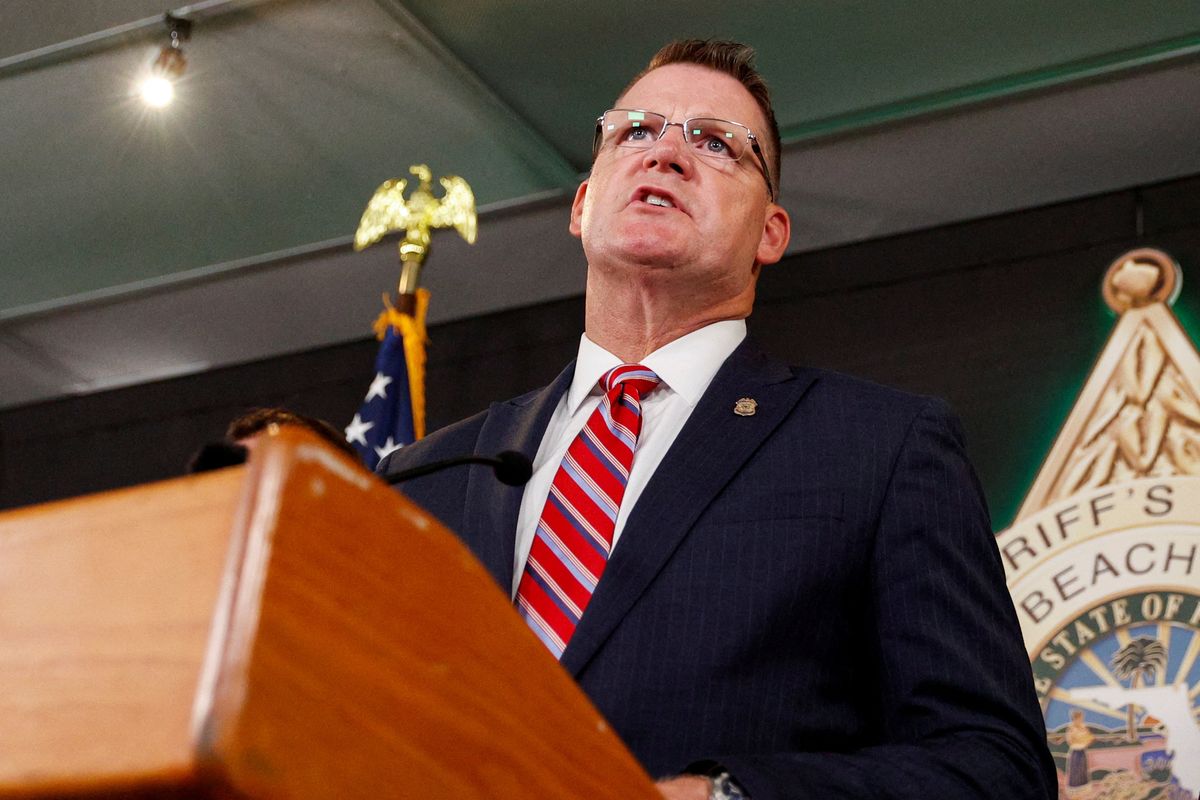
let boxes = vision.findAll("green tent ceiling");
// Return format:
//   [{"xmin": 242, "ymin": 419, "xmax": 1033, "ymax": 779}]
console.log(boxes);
[{"xmin": 0, "ymin": 0, "xmax": 1198, "ymax": 406}]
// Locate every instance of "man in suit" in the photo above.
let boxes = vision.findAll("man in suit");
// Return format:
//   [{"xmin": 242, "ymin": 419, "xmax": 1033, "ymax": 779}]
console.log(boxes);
[{"xmin": 380, "ymin": 40, "xmax": 1056, "ymax": 800}]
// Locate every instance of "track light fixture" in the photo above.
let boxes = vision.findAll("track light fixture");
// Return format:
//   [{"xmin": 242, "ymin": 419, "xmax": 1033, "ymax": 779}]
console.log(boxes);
[{"xmin": 138, "ymin": 12, "xmax": 192, "ymax": 108}]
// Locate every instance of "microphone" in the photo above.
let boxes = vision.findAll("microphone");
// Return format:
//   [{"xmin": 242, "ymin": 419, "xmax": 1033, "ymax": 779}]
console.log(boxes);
[{"xmin": 385, "ymin": 450, "xmax": 533, "ymax": 487}]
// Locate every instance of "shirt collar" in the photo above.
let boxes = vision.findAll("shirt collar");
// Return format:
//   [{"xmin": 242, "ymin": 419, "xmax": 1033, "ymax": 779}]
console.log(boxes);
[{"xmin": 566, "ymin": 319, "xmax": 747, "ymax": 414}]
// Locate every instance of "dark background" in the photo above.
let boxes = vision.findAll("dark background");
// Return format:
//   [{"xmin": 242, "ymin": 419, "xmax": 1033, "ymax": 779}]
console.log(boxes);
[{"xmin": 2, "ymin": 171, "xmax": 1197, "ymax": 529}]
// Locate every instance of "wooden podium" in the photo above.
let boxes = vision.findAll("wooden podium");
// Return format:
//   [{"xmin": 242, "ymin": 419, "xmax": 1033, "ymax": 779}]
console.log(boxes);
[{"xmin": 0, "ymin": 429, "xmax": 659, "ymax": 799}]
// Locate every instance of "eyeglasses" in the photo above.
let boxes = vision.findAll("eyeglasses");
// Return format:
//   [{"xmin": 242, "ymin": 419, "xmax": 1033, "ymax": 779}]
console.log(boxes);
[{"xmin": 592, "ymin": 108, "xmax": 776, "ymax": 201}]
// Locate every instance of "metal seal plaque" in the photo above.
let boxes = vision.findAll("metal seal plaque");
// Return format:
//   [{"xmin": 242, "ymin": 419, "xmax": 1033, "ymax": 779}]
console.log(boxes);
[{"xmin": 996, "ymin": 249, "xmax": 1200, "ymax": 799}]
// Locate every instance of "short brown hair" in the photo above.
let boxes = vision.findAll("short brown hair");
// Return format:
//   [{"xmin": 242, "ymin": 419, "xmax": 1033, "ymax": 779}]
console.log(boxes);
[{"xmin": 620, "ymin": 39, "xmax": 781, "ymax": 198}]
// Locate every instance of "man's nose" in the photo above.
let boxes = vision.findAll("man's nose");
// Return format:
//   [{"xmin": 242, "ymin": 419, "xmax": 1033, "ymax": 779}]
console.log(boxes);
[{"xmin": 641, "ymin": 123, "xmax": 692, "ymax": 177}]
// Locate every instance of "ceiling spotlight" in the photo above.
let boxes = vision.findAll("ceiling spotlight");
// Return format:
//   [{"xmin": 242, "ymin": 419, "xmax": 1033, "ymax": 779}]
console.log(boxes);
[
  {"xmin": 140, "ymin": 75, "xmax": 175, "ymax": 108},
  {"xmin": 138, "ymin": 12, "xmax": 191, "ymax": 109}
]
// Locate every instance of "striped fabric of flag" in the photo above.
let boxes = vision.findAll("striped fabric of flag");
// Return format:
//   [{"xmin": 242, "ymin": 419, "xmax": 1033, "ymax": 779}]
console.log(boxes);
[{"xmin": 515, "ymin": 364, "xmax": 659, "ymax": 657}]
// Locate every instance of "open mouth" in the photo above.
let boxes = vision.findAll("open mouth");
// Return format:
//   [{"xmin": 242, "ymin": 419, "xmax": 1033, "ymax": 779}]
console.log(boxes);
[
  {"xmin": 635, "ymin": 187, "xmax": 681, "ymax": 211},
  {"xmin": 644, "ymin": 192, "xmax": 674, "ymax": 208}
]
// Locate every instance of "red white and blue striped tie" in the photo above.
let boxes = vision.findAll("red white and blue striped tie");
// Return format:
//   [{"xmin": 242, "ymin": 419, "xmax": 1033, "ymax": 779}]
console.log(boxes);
[{"xmin": 515, "ymin": 364, "xmax": 660, "ymax": 657}]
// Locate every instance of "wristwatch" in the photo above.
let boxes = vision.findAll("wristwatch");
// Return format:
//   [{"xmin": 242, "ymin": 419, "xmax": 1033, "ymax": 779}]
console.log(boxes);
[{"xmin": 709, "ymin": 770, "xmax": 750, "ymax": 800}]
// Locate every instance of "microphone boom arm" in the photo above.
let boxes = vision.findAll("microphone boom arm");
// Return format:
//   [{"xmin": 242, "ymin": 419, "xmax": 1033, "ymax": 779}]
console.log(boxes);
[{"xmin": 384, "ymin": 450, "xmax": 532, "ymax": 487}]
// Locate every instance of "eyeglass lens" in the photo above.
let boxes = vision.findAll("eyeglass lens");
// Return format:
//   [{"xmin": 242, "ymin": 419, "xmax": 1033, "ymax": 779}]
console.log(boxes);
[{"xmin": 600, "ymin": 110, "xmax": 748, "ymax": 162}]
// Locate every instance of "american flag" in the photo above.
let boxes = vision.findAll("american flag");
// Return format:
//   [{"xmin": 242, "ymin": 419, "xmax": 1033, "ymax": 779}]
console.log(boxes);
[{"xmin": 345, "ymin": 289, "xmax": 429, "ymax": 470}]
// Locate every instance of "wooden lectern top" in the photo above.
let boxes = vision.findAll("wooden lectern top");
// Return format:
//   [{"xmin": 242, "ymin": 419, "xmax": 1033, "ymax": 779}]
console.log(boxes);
[
  {"xmin": 0, "ymin": 428, "xmax": 659, "ymax": 799},
  {"xmin": 0, "ymin": 467, "xmax": 241, "ymax": 796}
]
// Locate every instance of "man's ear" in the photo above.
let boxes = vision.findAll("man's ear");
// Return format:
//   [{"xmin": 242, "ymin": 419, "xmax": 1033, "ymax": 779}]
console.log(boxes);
[
  {"xmin": 755, "ymin": 203, "xmax": 791, "ymax": 266},
  {"xmin": 568, "ymin": 180, "xmax": 588, "ymax": 238}
]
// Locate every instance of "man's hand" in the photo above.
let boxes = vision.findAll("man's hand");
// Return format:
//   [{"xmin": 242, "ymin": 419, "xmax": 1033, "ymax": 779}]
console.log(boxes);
[{"xmin": 656, "ymin": 775, "xmax": 709, "ymax": 799}]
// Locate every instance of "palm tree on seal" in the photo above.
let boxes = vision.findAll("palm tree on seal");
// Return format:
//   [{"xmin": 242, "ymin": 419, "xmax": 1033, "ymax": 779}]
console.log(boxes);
[{"xmin": 1110, "ymin": 636, "xmax": 1168, "ymax": 741}]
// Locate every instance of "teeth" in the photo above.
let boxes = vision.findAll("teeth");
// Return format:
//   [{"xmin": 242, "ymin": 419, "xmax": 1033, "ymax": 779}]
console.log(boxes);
[{"xmin": 645, "ymin": 194, "xmax": 674, "ymax": 208}]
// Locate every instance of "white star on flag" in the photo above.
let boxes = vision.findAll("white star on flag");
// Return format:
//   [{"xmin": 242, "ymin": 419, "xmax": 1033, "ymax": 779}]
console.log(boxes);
[
  {"xmin": 344, "ymin": 413, "xmax": 374, "ymax": 446},
  {"xmin": 374, "ymin": 437, "xmax": 404, "ymax": 461},
  {"xmin": 365, "ymin": 371, "xmax": 393, "ymax": 402}
]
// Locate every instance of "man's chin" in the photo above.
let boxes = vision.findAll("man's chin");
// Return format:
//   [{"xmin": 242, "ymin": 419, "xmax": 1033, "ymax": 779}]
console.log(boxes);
[
  {"xmin": 609, "ymin": 249, "xmax": 691, "ymax": 273},
  {"xmin": 605, "ymin": 231, "xmax": 693, "ymax": 268}
]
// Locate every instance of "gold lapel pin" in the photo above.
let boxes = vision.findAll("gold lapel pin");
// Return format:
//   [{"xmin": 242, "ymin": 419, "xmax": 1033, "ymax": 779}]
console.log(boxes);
[{"xmin": 733, "ymin": 397, "xmax": 757, "ymax": 417}]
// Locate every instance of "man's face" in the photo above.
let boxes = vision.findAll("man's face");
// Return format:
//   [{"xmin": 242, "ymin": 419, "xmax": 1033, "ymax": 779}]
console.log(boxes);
[{"xmin": 570, "ymin": 63, "xmax": 789, "ymax": 298}]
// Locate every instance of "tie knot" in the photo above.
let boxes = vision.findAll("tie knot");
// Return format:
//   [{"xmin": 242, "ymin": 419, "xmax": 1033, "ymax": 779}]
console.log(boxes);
[{"xmin": 602, "ymin": 364, "xmax": 660, "ymax": 396}]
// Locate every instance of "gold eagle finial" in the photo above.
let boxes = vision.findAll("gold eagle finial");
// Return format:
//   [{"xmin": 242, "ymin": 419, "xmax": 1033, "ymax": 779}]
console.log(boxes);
[{"xmin": 353, "ymin": 164, "xmax": 477, "ymax": 300}]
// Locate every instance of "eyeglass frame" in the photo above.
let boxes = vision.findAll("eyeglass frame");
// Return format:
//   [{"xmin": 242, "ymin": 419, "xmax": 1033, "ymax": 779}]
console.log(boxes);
[{"xmin": 591, "ymin": 108, "xmax": 777, "ymax": 201}]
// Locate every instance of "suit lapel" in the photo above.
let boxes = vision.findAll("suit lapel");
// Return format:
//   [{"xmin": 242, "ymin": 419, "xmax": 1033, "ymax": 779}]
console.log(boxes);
[
  {"xmin": 460, "ymin": 363, "xmax": 574, "ymax": 591},
  {"xmin": 560, "ymin": 340, "xmax": 819, "ymax": 676}
]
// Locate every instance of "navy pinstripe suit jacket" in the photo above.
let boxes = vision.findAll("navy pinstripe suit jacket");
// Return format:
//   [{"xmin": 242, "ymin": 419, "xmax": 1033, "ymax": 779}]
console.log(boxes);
[{"xmin": 378, "ymin": 338, "xmax": 1056, "ymax": 800}]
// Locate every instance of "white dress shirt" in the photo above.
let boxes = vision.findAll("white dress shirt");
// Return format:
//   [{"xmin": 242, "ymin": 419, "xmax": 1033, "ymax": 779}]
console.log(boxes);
[{"xmin": 510, "ymin": 319, "xmax": 747, "ymax": 595}]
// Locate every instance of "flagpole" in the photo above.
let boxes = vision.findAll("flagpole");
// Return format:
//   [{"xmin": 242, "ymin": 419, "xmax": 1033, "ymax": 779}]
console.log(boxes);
[{"xmin": 345, "ymin": 164, "xmax": 477, "ymax": 469}]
